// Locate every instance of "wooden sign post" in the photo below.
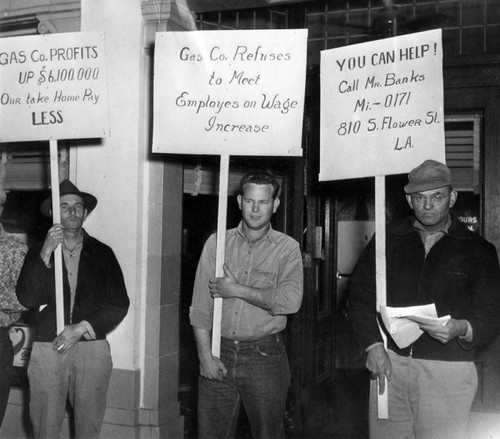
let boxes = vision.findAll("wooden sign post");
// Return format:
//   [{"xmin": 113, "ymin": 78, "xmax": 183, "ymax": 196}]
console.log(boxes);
[
  {"xmin": 49, "ymin": 140, "xmax": 65, "ymax": 334},
  {"xmin": 211, "ymin": 155, "xmax": 229, "ymax": 357},
  {"xmin": 375, "ymin": 175, "xmax": 388, "ymax": 418},
  {"xmin": 152, "ymin": 29, "xmax": 308, "ymax": 356},
  {"xmin": 320, "ymin": 29, "xmax": 446, "ymax": 418},
  {"xmin": 0, "ymin": 32, "xmax": 110, "ymax": 335}
]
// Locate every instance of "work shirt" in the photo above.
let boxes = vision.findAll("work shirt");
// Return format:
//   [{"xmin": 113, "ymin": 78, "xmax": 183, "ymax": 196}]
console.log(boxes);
[
  {"xmin": 62, "ymin": 240, "xmax": 82, "ymax": 321},
  {"xmin": 413, "ymin": 216, "xmax": 451, "ymax": 255},
  {"xmin": 190, "ymin": 222, "xmax": 303, "ymax": 340},
  {"xmin": 62, "ymin": 242, "xmax": 95, "ymax": 339},
  {"xmin": 0, "ymin": 224, "xmax": 27, "ymax": 327}
]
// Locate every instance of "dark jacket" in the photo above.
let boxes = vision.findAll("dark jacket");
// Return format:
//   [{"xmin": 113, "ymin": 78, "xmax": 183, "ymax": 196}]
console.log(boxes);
[
  {"xmin": 16, "ymin": 230, "xmax": 129, "ymax": 342},
  {"xmin": 349, "ymin": 214, "xmax": 500, "ymax": 361}
]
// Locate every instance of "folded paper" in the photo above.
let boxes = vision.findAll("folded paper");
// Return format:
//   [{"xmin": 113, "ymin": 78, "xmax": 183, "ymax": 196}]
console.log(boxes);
[{"xmin": 380, "ymin": 303, "xmax": 450, "ymax": 348}]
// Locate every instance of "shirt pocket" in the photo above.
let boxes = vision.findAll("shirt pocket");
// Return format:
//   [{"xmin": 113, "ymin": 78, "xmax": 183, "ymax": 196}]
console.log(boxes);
[{"xmin": 248, "ymin": 269, "xmax": 276, "ymax": 289}]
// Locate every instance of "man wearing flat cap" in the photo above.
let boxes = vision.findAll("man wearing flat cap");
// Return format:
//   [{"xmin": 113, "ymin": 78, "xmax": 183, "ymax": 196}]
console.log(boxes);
[
  {"xmin": 16, "ymin": 180, "xmax": 129, "ymax": 439},
  {"xmin": 349, "ymin": 160, "xmax": 500, "ymax": 439}
]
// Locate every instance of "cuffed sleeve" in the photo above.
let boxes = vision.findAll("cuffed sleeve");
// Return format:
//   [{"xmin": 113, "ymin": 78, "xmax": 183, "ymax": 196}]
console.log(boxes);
[
  {"xmin": 260, "ymin": 241, "xmax": 303, "ymax": 315},
  {"xmin": 189, "ymin": 234, "xmax": 216, "ymax": 330}
]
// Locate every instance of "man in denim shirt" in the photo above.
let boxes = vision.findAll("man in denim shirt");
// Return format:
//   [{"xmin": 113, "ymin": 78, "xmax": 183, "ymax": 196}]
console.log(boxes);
[{"xmin": 190, "ymin": 172, "xmax": 303, "ymax": 439}]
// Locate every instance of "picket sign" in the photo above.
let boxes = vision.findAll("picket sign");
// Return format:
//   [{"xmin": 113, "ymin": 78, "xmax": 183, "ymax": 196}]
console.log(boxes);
[
  {"xmin": 211, "ymin": 155, "xmax": 230, "ymax": 357},
  {"xmin": 320, "ymin": 29, "xmax": 447, "ymax": 419},
  {"xmin": 0, "ymin": 32, "xmax": 110, "ymax": 336},
  {"xmin": 151, "ymin": 30, "xmax": 307, "ymax": 357},
  {"xmin": 49, "ymin": 140, "xmax": 65, "ymax": 335},
  {"xmin": 375, "ymin": 176, "xmax": 388, "ymax": 419}
]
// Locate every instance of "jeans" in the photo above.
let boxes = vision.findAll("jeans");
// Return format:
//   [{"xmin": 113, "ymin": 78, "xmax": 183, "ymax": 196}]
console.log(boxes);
[{"xmin": 198, "ymin": 332, "xmax": 291, "ymax": 439}]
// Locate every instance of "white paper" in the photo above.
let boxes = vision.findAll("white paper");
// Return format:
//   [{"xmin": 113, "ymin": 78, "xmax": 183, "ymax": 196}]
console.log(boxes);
[{"xmin": 380, "ymin": 303, "xmax": 450, "ymax": 348}]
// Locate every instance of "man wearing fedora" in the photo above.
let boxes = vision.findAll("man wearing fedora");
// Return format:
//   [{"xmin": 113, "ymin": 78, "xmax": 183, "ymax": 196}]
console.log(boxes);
[
  {"xmin": 16, "ymin": 180, "xmax": 129, "ymax": 439},
  {"xmin": 348, "ymin": 160, "xmax": 500, "ymax": 439}
]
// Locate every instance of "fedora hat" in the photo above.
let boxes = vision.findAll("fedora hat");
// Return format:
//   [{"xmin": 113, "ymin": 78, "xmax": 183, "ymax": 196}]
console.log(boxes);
[{"xmin": 40, "ymin": 180, "xmax": 97, "ymax": 217}]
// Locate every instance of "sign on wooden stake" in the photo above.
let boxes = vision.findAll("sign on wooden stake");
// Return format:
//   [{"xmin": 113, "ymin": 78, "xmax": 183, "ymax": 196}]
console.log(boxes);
[
  {"xmin": 152, "ymin": 30, "xmax": 307, "ymax": 357},
  {"xmin": 0, "ymin": 31, "xmax": 110, "ymax": 335},
  {"xmin": 320, "ymin": 30, "xmax": 446, "ymax": 419}
]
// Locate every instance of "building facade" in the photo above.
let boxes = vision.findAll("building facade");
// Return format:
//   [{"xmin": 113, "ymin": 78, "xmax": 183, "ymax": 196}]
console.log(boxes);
[{"xmin": 2, "ymin": 1, "xmax": 500, "ymax": 438}]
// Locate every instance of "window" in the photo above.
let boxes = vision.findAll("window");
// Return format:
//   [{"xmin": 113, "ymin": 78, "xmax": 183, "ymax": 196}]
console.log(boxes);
[
  {"xmin": 0, "ymin": 142, "xmax": 69, "ymax": 243},
  {"xmin": 445, "ymin": 113, "xmax": 482, "ymax": 232}
]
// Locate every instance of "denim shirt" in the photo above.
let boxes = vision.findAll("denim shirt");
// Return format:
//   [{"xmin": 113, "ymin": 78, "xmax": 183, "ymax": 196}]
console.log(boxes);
[{"xmin": 190, "ymin": 222, "xmax": 303, "ymax": 340}]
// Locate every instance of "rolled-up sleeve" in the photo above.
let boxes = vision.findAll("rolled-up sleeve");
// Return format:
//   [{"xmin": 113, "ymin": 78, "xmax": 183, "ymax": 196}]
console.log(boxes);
[
  {"xmin": 261, "ymin": 240, "xmax": 303, "ymax": 315},
  {"xmin": 189, "ymin": 234, "xmax": 216, "ymax": 330}
]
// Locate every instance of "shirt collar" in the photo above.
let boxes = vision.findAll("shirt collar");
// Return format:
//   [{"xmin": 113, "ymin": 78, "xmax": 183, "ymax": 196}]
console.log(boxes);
[
  {"xmin": 412, "ymin": 215, "xmax": 452, "ymax": 235},
  {"xmin": 392, "ymin": 212, "xmax": 471, "ymax": 241},
  {"xmin": 236, "ymin": 221, "xmax": 278, "ymax": 245}
]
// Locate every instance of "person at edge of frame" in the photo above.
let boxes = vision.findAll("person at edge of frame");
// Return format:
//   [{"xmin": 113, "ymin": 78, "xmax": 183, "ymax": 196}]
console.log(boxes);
[
  {"xmin": 0, "ymin": 178, "xmax": 28, "ymax": 428},
  {"xmin": 348, "ymin": 159, "xmax": 500, "ymax": 439}
]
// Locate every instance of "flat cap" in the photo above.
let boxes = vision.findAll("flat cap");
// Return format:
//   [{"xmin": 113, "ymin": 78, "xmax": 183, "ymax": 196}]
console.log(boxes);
[{"xmin": 404, "ymin": 159, "xmax": 452, "ymax": 194}]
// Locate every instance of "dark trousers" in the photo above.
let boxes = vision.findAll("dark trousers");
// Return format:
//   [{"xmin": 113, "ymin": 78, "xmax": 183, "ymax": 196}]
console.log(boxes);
[
  {"xmin": 0, "ymin": 327, "xmax": 14, "ymax": 427},
  {"xmin": 198, "ymin": 333, "xmax": 291, "ymax": 439}
]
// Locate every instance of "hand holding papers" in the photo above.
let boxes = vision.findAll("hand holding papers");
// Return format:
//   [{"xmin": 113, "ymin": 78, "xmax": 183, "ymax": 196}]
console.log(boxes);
[{"xmin": 380, "ymin": 304, "xmax": 451, "ymax": 349}]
